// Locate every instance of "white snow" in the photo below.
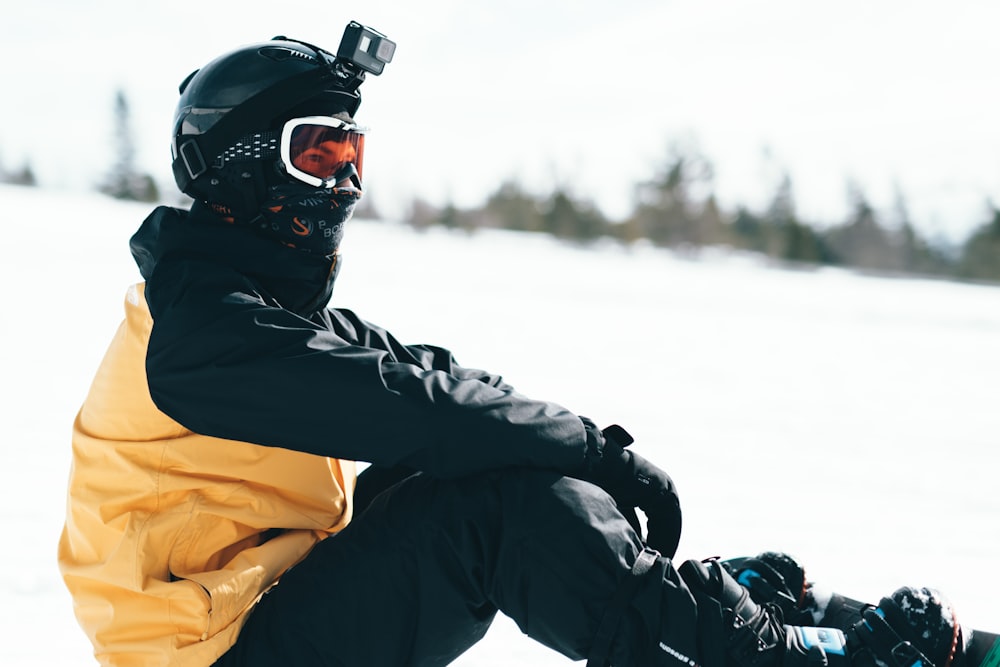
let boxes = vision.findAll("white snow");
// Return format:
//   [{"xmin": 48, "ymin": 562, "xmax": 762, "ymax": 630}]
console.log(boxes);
[{"xmin": 0, "ymin": 184, "xmax": 997, "ymax": 665}]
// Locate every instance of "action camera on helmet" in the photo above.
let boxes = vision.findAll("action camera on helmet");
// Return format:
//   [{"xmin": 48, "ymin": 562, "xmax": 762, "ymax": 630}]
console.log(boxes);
[
  {"xmin": 273, "ymin": 22, "xmax": 396, "ymax": 95},
  {"xmin": 337, "ymin": 22, "xmax": 395, "ymax": 76}
]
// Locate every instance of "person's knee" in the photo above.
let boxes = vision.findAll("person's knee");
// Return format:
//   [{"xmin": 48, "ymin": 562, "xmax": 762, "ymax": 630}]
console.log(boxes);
[
  {"xmin": 361, "ymin": 468, "xmax": 637, "ymax": 557},
  {"xmin": 512, "ymin": 470, "xmax": 621, "ymax": 523},
  {"xmin": 486, "ymin": 470, "xmax": 639, "ymax": 555}
]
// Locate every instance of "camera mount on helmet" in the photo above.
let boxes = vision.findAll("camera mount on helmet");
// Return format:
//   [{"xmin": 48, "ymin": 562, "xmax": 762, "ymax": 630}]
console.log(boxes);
[{"xmin": 274, "ymin": 22, "xmax": 396, "ymax": 96}]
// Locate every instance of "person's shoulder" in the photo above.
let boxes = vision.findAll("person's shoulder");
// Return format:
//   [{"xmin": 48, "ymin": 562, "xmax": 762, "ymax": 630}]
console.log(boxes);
[{"xmin": 146, "ymin": 250, "xmax": 262, "ymax": 326}]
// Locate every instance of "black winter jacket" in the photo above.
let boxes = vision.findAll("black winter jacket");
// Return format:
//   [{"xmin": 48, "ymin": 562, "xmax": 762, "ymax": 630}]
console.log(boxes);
[{"xmin": 130, "ymin": 203, "xmax": 589, "ymax": 479}]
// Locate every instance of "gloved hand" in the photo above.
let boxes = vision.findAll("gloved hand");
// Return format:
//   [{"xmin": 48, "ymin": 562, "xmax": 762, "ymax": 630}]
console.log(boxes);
[{"xmin": 580, "ymin": 418, "xmax": 682, "ymax": 558}]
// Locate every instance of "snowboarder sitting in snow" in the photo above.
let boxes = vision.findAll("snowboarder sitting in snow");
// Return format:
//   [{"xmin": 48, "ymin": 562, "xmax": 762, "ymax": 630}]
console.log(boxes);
[{"xmin": 59, "ymin": 23, "xmax": 967, "ymax": 667}]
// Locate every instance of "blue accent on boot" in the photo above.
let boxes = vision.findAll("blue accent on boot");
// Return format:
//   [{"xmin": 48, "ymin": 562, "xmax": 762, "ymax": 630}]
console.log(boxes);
[
  {"xmin": 737, "ymin": 569, "xmax": 763, "ymax": 588},
  {"xmin": 790, "ymin": 626, "xmax": 847, "ymax": 656}
]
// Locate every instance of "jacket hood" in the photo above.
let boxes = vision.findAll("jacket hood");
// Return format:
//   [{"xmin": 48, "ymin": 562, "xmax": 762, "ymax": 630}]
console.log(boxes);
[{"xmin": 130, "ymin": 202, "xmax": 339, "ymax": 314}]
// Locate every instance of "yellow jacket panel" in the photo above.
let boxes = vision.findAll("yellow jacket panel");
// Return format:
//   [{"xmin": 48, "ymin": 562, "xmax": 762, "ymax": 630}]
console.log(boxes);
[{"xmin": 59, "ymin": 283, "xmax": 355, "ymax": 666}]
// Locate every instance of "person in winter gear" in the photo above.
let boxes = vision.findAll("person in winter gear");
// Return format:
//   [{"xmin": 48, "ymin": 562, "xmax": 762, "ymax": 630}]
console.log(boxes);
[
  {"xmin": 58, "ymin": 23, "xmax": 965, "ymax": 667},
  {"xmin": 58, "ymin": 26, "xmax": 681, "ymax": 667}
]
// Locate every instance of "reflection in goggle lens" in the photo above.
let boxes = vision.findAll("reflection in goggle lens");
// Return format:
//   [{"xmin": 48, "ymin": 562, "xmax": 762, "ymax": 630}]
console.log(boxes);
[{"xmin": 288, "ymin": 124, "xmax": 365, "ymax": 183}]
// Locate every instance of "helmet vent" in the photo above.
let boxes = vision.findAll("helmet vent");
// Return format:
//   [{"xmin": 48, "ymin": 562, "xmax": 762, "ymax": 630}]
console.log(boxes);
[{"xmin": 259, "ymin": 45, "xmax": 318, "ymax": 64}]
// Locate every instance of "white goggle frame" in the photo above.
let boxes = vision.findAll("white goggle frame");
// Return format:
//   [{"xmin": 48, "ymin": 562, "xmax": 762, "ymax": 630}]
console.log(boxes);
[{"xmin": 279, "ymin": 116, "xmax": 367, "ymax": 188}]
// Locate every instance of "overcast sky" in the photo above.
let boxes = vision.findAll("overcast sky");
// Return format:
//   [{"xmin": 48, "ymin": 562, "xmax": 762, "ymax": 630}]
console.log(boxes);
[{"xmin": 5, "ymin": 0, "xmax": 999, "ymax": 240}]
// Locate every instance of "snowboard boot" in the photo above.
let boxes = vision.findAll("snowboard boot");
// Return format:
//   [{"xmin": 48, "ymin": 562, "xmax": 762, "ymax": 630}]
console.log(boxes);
[
  {"xmin": 723, "ymin": 552, "xmax": 868, "ymax": 629},
  {"xmin": 723, "ymin": 553, "xmax": 964, "ymax": 667},
  {"xmin": 678, "ymin": 557, "xmax": 851, "ymax": 667}
]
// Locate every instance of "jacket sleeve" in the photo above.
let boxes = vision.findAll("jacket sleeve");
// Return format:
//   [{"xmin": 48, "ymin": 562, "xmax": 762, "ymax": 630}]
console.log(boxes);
[
  {"xmin": 324, "ymin": 306, "xmax": 516, "ymax": 392},
  {"xmin": 144, "ymin": 267, "xmax": 587, "ymax": 479}
]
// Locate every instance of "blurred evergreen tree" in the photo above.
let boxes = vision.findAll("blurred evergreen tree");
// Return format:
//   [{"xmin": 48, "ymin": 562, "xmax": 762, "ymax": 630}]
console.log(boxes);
[
  {"xmin": 730, "ymin": 206, "xmax": 767, "ymax": 254},
  {"xmin": 541, "ymin": 188, "xmax": 608, "ymax": 242},
  {"xmin": 626, "ymin": 148, "xmax": 717, "ymax": 247},
  {"xmin": 823, "ymin": 183, "xmax": 896, "ymax": 270},
  {"xmin": 482, "ymin": 180, "xmax": 545, "ymax": 232},
  {"xmin": 7, "ymin": 163, "xmax": 38, "ymax": 186},
  {"xmin": 437, "ymin": 201, "xmax": 465, "ymax": 230},
  {"xmin": 781, "ymin": 220, "xmax": 828, "ymax": 264},
  {"xmin": 698, "ymin": 195, "xmax": 730, "ymax": 247},
  {"xmin": 0, "ymin": 156, "xmax": 37, "ymax": 187},
  {"xmin": 890, "ymin": 186, "xmax": 951, "ymax": 275},
  {"xmin": 762, "ymin": 173, "xmax": 828, "ymax": 263},
  {"xmin": 99, "ymin": 89, "xmax": 160, "ymax": 202},
  {"xmin": 729, "ymin": 174, "xmax": 826, "ymax": 263},
  {"xmin": 957, "ymin": 205, "xmax": 1000, "ymax": 282},
  {"xmin": 0, "ymin": 147, "xmax": 38, "ymax": 187},
  {"xmin": 404, "ymin": 197, "xmax": 440, "ymax": 231}
]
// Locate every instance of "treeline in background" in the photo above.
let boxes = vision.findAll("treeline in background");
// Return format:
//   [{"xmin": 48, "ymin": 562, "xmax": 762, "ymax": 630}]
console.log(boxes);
[
  {"xmin": 3, "ymin": 89, "xmax": 999, "ymax": 283},
  {"xmin": 403, "ymin": 151, "xmax": 1000, "ymax": 284}
]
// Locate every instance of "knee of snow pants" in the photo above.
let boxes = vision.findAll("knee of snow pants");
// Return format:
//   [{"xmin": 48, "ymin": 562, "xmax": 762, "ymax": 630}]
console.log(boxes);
[{"xmin": 213, "ymin": 467, "xmax": 696, "ymax": 667}]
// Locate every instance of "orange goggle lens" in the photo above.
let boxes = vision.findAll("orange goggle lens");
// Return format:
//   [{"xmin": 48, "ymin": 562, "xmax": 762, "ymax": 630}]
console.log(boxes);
[{"xmin": 281, "ymin": 116, "xmax": 366, "ymax": 188}]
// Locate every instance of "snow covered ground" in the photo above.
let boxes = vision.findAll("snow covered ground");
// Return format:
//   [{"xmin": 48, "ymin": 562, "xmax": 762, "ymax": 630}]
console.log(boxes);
[{"xmin": 1, "ymin": 184, "xmax": 997, "ymax": 665}]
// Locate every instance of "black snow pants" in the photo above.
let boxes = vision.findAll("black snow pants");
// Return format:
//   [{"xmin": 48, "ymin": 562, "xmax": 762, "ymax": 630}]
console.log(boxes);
[{"xmin": 212, "ymin": 468, "xmax": 698, "ymax": 666}]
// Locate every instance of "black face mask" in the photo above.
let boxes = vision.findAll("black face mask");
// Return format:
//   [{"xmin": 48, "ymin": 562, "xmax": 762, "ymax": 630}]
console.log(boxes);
[{"xmin": 255, "ymin": 183, "xmax": 362, "ymax": 256}]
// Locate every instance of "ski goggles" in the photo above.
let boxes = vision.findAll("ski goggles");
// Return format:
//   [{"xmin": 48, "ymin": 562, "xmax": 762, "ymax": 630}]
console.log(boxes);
[{"xmin": 280, "ymin": 116, "xmax": 367, "ymax": 188}]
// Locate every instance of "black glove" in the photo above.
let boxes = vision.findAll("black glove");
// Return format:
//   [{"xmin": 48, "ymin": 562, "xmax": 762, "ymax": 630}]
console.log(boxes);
[{"xmin": 580, "ymin": 418, "xmax": 682, "ymax": 558}]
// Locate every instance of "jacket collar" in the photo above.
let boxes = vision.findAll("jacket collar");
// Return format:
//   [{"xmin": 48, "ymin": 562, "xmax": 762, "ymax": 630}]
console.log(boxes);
[{"xmin": 130, "ymin": 202, "xmax": 338, "ymax": 314}]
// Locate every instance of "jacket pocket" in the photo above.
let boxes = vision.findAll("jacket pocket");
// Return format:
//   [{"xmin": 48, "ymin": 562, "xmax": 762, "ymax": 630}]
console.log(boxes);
[{"xmin": 177, "ymin": 529, "xmax": 322, "ymax": 640}]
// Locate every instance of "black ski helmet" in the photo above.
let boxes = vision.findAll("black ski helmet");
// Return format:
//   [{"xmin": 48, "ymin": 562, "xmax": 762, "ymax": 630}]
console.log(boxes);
[{"xmin": 170, "ymin": 23, "xmax": 394, "ymax": 216}]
